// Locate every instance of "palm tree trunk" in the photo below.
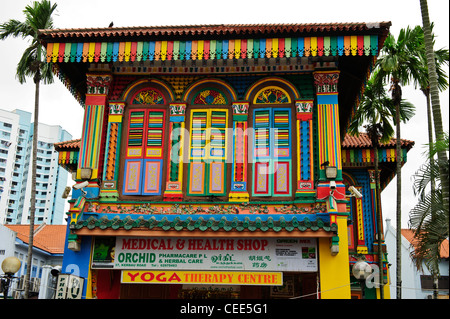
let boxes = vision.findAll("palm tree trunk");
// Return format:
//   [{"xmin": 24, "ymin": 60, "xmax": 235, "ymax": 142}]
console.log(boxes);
[
  {"xmin": 423, "ymin": 89, "xmax": 436, "ymax": 195},
  {"xmin": 374, "ymin": 145, "xmax": 384, "ymax": 299},
  {"xmin": 23, "ymin": 59, "xmax": 40, "ymax": 300},
  {"xmin": 395, "ymin": 101, "xmax": 402, "ymax": 299},
  {"xmin": 420, "ymin": 0, "xmax": 449, "ymax": 216}
]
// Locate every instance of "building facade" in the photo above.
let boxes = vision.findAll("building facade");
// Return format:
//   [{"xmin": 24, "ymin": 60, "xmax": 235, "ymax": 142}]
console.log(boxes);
[
  {"xmin": 385, "ymin": 219, "xmax": 449, "ymax": 299},
  {"xmin": 0, "ymin": 223, "xmax": 66, "ymax": 298},
  {"xmin": 41, "ymin": 22, "xmax": 412, "ymax": 299},
  {"xmin": 0, "ymin": 108, "xmax": 72, "ymax": 225}
]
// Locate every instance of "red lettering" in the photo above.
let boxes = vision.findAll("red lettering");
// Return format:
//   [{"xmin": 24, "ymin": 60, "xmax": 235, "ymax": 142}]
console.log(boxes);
[
  {"xmin": 261, "ymin": 239, "xmax": 268, "ymax": 251},
  {"xmin": 204, "ymin": 239, "xmax": 212, "ymax": 250},
  {"xmin": 188, "ymin": 239, "xmax": 196, "ymax": 250},
  {"xmin": 168, "ymin": 272, "xmax": 182, "ymax": 282},
  {"xmin": 140, "ymin": 272, "xmax": 155, "ymax": 282},
  {"xmin": 156, "ymin": 272, "xmax": 167, "ymax": 282},
  {"xmin": 127, "ymin": 272, "xmax": 140, "ymax": 282},
  {"xmin": 122, "ymin": 238, "xmax": 131, "ymax": 249},
  {"xmin": 236, "ymin": 239, "xmax": 268, "ymax": 250}
]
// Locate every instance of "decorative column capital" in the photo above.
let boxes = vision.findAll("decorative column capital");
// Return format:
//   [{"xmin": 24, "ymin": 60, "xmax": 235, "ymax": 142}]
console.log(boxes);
[
  {"xmin": 86, "ymin": 73, "xmax": 113, "ymax": 95},
  {"xmin": 232, "ymin": 101, "xmax": 249, "ymax": 121},
  {"xmin": 295, "ymin": 99, "xmax": 314, "ymax": 121},
  {"xmin": 313, "ymin": 70, "xmax": 340, "ymax": 94},
  {"xmin": 109, "ymin": 102, "xmax": 125, "ymax": 115},
  {"xmin": 232, "ymin": 101, "xmax": 249, "ymax": 114},
  {"xmin": 169, "ymin": 103, "xmax": 187, "ymax": 115}
]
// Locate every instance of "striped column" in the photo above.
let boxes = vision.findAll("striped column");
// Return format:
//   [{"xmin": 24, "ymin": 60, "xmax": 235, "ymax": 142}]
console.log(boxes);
[
  {"xmin": 229, "ymin": 102, "xmax": 250, "ymax": 202},
  {"xmin": 164, "ymin": 103, "xmax": 187, "ymax": 201},
  {"xmin": 313, "ymin": 70, "xmax": 345, "ymax": 201},
  {"xmin": 295, "ymin": 100, "xmax": 314, "ymax": 200},
  {"xmin": 100, "ymin": 102, "xmax": 124, "ymax": 201},
  {"xmin": 77, "ymin": 73, "xmax": 112, "ymax": 188}
]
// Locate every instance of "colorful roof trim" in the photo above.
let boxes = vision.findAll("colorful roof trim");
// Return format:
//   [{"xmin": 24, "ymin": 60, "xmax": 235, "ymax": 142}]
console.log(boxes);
[
  {"xmin": 54, "ymin": 138, "xmax": 80, "ymax": 173},
  {"xmin": 45, "ymin": 35, "xmax": 380, "ymax": 64},
  {"xmin": 40, "ymin": 22, "xmax": 391, "ymax": 63},
  {"xmin": 74, "ymin": 213, "xmax": 336, "ymax": 233}
]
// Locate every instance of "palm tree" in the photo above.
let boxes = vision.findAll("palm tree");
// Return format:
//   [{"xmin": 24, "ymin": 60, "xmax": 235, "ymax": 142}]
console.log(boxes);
[
  {"xmin": 411, "ymin": 24, "xmax": 449, "ymax": 204},
  {"xmin": 0, "ymin": 0, "xmax": 57, "ymax": 299},
  {"xmin": 419, "ymin": 0, "xmax": 449, "ymax": 221},
  {"xmin": 375, "ymin": 26, "xmax": 421, "ymax": 299},
  {"xmin": 348, "ymin": 72, "xmax": 414, "ymax": 299},
  {"xmin": 409, "ymin": 132, "xmax": 449, "ymax": 299}
]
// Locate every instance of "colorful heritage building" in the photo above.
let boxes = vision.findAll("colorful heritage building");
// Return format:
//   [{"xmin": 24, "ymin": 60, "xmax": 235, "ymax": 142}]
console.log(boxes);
[{"xmin": 41, "ymin": 22, "xmax": 413, "ymax": 299}]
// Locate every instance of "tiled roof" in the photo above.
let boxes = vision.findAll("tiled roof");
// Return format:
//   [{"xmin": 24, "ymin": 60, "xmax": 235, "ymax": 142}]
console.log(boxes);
[
  {"xmin": 343, "ymin": 133, "xmax": 414, "ymax": 149},
  {"xmin": 402, "ymin": 229, "xmax": 449, "ymax": 259},
  {"xmin": 5, "ymin": 224, "xmax": 67, "ymax": 254},
  {"xmin": 74, "ymin": 213, "xmax": 336, "ymax": 233},
  {"xmin": 39, "ymin": 22, "xmax": 391, "ymax": 40},
  {"xmin": 54, "ymin": 138, "xmax": 81, "ymax": 151}
]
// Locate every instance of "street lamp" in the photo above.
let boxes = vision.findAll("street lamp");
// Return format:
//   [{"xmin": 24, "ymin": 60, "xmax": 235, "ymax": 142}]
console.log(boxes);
[
  {"xmin": 352, "ymin": 260, "xmax": 372, "ymax": 299},
  {"xmin": 1, "ymin": 256, "xmax": 21, "ymax": 299}
]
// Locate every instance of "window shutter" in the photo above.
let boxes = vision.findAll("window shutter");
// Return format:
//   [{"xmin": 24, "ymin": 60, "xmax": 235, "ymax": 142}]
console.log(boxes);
[
  {"xmin": 123, "ymin": 110, "xmax": 145, "ymax": 194},
  {"xmin": 188, "ymin": 111, "xmax": 208, "ymax": 195},
  {"xmin": 188, "ymin": 109, "xmax": 228, "ymax": 196},
  {"xmin": 273, "ymin": 109, "xmax": 291, "ymax": 196},
  {"xmin": 253, "ymin": 109, "xmax": 271, "ymax": 196},
  {"xmin": 123, "ymin": 109, "xmax": 165, "ymax": 195},
  {"xmin": 252, "ymin": 108, "xmax": 292, "ymax": 197},
  {"xmin": 208, "ymin": 110, "xmax": 227, "ymax": 195},
  {"xmin": 142, "ymin": 110, "xmax": 165, "ymax": 195}
]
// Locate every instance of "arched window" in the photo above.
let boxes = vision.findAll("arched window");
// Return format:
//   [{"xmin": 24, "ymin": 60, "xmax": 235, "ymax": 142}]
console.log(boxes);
[
  {"xmin": 186, "ymin": 88, "xmax": 230, "ymax": 197},
  {"xmin": 250, "ymin": 86, "xmax": 294, "ymax": 197},
  {"xmin": 122, "ymin": 87, "xmax": 168, "ymax": 196}
]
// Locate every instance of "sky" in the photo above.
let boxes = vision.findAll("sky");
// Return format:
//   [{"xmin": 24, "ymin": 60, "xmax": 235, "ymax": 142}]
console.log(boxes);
[{"xmin": 0, "ymin": 0, "xmax": 448, "ymax": 230}]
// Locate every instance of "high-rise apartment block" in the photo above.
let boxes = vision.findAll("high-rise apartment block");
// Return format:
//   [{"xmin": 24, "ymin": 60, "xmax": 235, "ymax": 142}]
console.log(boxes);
[{"xmin": 0, "ymin": 109, "xmax": 72, "ymax": 225}]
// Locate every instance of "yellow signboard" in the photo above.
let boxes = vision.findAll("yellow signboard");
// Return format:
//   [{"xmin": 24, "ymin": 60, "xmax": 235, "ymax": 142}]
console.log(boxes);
[{"xmin": 121, "ymin": 270, "xmax": 283, "ymax": 286}]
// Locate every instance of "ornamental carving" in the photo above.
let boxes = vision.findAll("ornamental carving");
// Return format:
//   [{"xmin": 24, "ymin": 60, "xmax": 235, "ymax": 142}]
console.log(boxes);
[
  {"xmin": 193, "ymin": 89, "xmax": 227, "ymax": 105},
  {"xmin": 313, "ymin": 71, "xmax": 340, "ymax": 93},
  {"xmin": 132, "ymin": 89, "xmax": 165, "ymax": 104},
  {"xmin": 296, "ymin": 100, "xmax": 313, "ymax": 113},
  {"xmin": 232, "ymin": 102, "xmax": 249, "ymax": 114},
  {"xmin": 109, "ymin": 102, "xmax": 125, "ymax": 115},
  {"xmin": 86, "ymin": 74, "xmax": 112, "ymax": 95},
  {"xmin": 255, "ymin": 88, "xmax": 289, "ymax": 104},
  {"xmin": 170, "ymin": 103, "xmax": 187, "ymax": 115}
]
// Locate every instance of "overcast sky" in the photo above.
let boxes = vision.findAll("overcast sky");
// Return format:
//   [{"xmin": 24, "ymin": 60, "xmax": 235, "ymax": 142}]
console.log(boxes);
[{"xmin": 0, "ymin": 0, "xmax": 448, "ymax": 229}]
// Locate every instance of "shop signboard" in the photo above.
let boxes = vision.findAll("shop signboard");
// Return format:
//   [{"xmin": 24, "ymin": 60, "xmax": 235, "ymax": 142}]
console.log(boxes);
[
  {"xmin": 92, "ymin": 237, "xmax": 317, "ymax": 272},
  {"xmin": 121, "ymin": 270, "xmax": 283, "ymax": 285},
  {"xmin": 54, "ymin": 274, "xmax": 84, "ymax": 299}
]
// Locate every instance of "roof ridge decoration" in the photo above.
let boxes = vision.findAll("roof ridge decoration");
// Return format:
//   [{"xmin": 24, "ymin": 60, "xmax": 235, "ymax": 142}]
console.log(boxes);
[
  {"xmin": 39, "ymin": 22, "xmax": 391, "ymax": 39},
  {"xmin": 74, "ymin": 213, "xmax": 337, "ymax": 233}
]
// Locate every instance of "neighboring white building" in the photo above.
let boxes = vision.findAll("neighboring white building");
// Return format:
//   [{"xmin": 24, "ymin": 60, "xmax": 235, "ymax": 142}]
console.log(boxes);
[
  {"xmin": 385, "ymin": 218, "xmax": 449, "ymax": 299},
  {"xmin": 0, "ymin": 108, "xmax": 72, "ymax": 225}
]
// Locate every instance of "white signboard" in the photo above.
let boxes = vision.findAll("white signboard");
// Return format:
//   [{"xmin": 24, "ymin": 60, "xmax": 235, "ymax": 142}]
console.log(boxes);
[
  {"xmin": 113, "ymin": 237, "xmax": 317, "ymax": 272},
  {"xmin": 54, "ymin": 274, "xmax": 84, "ymax": 299}
]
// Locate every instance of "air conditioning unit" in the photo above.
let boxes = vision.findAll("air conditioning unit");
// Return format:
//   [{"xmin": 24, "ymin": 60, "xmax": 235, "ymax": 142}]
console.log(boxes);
[
  {"xmin": 32, "ymin": 278, "xmax": 41, "ymax": 292},
  {"xmin": 17, "ymin": 275, "xmax": 25, "ymax": 290}
]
